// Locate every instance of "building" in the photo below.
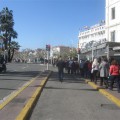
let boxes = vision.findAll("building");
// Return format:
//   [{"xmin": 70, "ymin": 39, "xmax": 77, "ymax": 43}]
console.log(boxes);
[
  {"xmin": 106, "ymin": 0, "xmax": 120, "ymax": 42},
  {"xmin": 78, "ymin": 21, "xmax": 106, "ymax": 49},
  {"xmin": 105, "ymin": 0, "xmax": 120, "ymax": 59},
  {"xmin": 51, "ymin": 46, "xmax": 70, "ymax": 59},
  {"xmin": 78, "ymin": 0, "xmax": 120, "ymax": 60},
  {"xmin": 78, "ymin": 21, "xmax": 106, "ymax": 60}
]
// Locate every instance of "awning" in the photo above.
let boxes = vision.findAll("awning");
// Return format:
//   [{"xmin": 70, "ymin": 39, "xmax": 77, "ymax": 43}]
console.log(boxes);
[{"xmin": 113, "ymin": 46, "xmax": 120, "ymax": 50}]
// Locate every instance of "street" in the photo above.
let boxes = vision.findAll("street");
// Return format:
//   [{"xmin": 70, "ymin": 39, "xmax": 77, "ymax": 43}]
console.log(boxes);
[
  {"xmin": 30, "ymin": 71, "xmax": 120, "ymax": 120},
  {"xmin": 0, "ymin": 63, "xmax": 52, "ymax": 102},
  {"xmin": 0, "ymin": 63, "xmax": 120, "ymax": 120}
]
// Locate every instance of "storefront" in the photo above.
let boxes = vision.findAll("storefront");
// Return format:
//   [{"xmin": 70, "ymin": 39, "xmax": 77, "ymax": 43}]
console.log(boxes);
[{"xmin": 80, "ymin": 42, "xmax": 120, "ymax": 61}]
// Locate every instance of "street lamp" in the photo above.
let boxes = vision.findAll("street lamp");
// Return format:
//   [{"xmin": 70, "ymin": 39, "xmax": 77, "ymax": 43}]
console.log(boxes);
[
  {"xmin": 92, "ymin": 41, "xmax": 98, "ymax": 61},
  {"xmin": 80, "ymin": 42, "xmax": 87, "ymax": 51},
  {"xmin": 77, "ymin": 42, "xmax": 87, "ymax": 62}
]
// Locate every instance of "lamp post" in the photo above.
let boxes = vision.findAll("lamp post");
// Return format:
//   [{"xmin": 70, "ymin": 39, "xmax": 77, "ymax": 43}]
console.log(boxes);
[
  {"xmin": 106, "ymin": 43, "xmax": 109, "ymax": 60},
  {"xmin": 80, "ymin": 42, "xmax": 86, "ymax": 57},
  {"xmin": 77, "ymin": 48, "xmax": 80, "ymax": 63},
  {"xmin": 92, "ymin": 41, "xmax": 98, "ymax": 61},
  {"xmin": 92, "ymin": 43, "xmax": 94, "ymax": 61},
  {"xmin": 46, "ymin": 44, "xmax": 50, "ymax": 70}
]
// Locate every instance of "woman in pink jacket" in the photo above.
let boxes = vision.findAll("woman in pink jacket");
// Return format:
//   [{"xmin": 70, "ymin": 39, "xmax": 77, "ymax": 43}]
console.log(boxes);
[{"xmin": 109, "ymin": 60, "xmax": 120, "ymax": 93}]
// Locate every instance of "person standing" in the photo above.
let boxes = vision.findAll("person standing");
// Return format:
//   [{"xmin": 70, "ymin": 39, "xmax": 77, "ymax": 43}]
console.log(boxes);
[
  {"xmin": 56, "ymin": 57, "xmax": 65, "ymax": 82},
  {"xmin": 91, "ymin": 58, "xmax": 99, "ymax": 84},
  {"xmin": 109, "ymin": 60, "xmax": 120, "ymax": 93},
  {"xmin": 87, "ymin": 60, "xmax": 92, "ymax": 79},
  {"xmin": 84, "ymin": 60, "xmax": 89, "ymax": 78},
  {"xmin": 99, "ymin": 58, "xmax": 109, "ymax": 88},
  {"xmin": 79, "ymin": 60, "xmax": 85, "ymax": 77}
]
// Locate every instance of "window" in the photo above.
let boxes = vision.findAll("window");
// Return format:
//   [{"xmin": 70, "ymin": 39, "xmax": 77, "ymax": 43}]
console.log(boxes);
[
  {"xmin": 111, "ymin": 31, "xmax": 115, "ymax": 42},
  {"xmin": 111, "ymin": 7, "xmax": 115, "ymax": 20}
]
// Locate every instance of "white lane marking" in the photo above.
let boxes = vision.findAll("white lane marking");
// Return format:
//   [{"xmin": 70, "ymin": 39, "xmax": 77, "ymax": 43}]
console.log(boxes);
[
  {"xmin": 22, "ymin": 67, "xmax": 26, "ymax": 69},
  {"xmin": 22, "ymin": 65, "xmax": 29, "ymax": 69}
]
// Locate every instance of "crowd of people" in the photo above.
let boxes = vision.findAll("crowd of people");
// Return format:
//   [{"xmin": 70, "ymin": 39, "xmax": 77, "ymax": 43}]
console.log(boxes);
[{"xmin": 56, "ymin": 57, "xmax": 120, "ymax": 93}]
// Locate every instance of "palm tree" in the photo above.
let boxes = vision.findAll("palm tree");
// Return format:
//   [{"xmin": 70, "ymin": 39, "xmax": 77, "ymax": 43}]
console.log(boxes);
[
  {"xmin": 0, "ymin": 7, "xmax": 18, "ymax": 61},
  {"xmin": 9, "ymin": 41, "xmax": 20, "ymax": 61}
]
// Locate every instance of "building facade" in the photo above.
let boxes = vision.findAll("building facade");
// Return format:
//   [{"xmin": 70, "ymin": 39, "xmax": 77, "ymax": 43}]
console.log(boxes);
[
  {"xmin": 78, "ymin": 21, "xmax": 106, "ymax": 49},
  {"xmin": 78, "ymin": 0, "xmax": 120, "ymax": 60},
  {"xmin": 106, "ymin": 0, "xmax": 120, "ymax": 42},
  {"xmin": 51, "ymin": 46, "xmax": 70, "ymax": 59}
]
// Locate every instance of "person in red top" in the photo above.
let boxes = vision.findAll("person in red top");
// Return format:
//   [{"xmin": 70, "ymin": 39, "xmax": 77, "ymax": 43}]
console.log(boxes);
[{"xmin": 109, "ymin": 59, "xmax": 120, "ymax": 93}]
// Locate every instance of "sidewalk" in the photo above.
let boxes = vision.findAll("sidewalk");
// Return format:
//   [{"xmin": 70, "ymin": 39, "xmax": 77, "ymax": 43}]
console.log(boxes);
[
  {"xmin": 0, "ymin": 70, "xmax": 51, "ymax": 120},
  {"xmin": 85, "ymin": 78, "xmax": 120, "ymax": 107},
  {"xmin": 0, "ymin": 70, "xmax": 120, "ymax": 120},
  {"xmin": 30, "ymin": 71, "xmax": 120, "ymax": 120}
]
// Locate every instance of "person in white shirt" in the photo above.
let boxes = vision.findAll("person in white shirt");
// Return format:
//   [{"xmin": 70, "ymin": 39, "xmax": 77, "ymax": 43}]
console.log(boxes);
[{"xmin": 91, "ymin": 58, "xmax": 99, "ymax": 84}]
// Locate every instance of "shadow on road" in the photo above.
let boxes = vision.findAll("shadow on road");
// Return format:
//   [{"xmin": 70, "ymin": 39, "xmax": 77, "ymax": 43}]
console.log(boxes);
[
  {"xmin": 0, "ymin": 87, "xmax": 17, "ymax": 90},
  {"xmin": 0, "ymin": 71, "xmax": 40, "ymax": 77},
  {"xmin": 49, "ymin": 71, "xmax": 85, "ymax": 84},
  {"xmin": 43, "ymin": 71, "xmax": 97, "ymax": 92},
  {"xmin": 44, "ymin": 86, "xmax": 97, "ymax": 91}
]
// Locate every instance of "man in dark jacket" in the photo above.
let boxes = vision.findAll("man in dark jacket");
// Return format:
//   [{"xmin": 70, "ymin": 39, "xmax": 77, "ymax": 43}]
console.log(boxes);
[{"xmin": 56, "ymin": 57, "xmax": 65, "ymax": 82}]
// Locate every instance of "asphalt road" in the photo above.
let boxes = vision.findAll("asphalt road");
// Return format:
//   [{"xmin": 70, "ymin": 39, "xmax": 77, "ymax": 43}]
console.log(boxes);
[
  {"xmin": 1, "ymin": 63, "xmax": 120, "ymax": 120},
  {"xmin": 30, "ymin": 71, "xmax": 120, "ymax": 120},
  {"xmin": 0, "ymin": 63, "xmax": 53, "ymax": 102}
]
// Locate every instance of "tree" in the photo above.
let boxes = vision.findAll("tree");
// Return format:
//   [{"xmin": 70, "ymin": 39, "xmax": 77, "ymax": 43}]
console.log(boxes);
[
  {"xmin": 0, "ymin": 7, "xmax": 18, "ymax": 62},
  {"xmin": 68, "ymin": 48, "xmax": 77, "ymax": 60},
  {"xmin": 9, "ymin": 41, "xmax": 20, "ymax": 61}
]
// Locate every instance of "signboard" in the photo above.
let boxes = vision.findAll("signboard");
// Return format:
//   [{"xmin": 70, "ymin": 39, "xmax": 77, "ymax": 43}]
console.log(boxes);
[
  {"xmin": 113, "ymin": 46, "xmax": 120, "ymax": 50},
  {"xmin": 114, "ymin": 54, "xmax": 120, "ymax": 56}
]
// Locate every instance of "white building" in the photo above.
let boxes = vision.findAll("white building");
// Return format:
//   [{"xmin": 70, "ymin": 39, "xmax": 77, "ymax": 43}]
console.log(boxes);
[
  {"xmin": 51, "ymin": 46, "xmax": 70, "ymax": 59},
  {"xmin": 105, "ymin": 0, "xmax": 120, "ymax": 42},
  {"xmin": 78, "ymin": 0, "xmax": 120, "ymax": 60},
  {"xmin": 78, "ymin": 21, "xmax": 106, "ymax": 49}
]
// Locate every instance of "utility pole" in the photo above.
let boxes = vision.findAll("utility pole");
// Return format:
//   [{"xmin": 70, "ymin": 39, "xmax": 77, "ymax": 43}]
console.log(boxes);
[
  {"xmin": 92, "ymin": 43, "xmax": 94, "ymax": 61},
  {"xmin": 47, "ymin": 51, "xmax": 49, "ymax": 70},
  {"xmin": 92, "ymin": 41, "xmax": 99, "ymax": 61},
  {"xmin": 46, "ymin": 44, "xmax": 50, "ymax": 70},
  {"xmin": 107, "ymin": 43, "xmax": 109, "ymax": 60},
  {"xmin": 77, "ymin": 48, "xmax": 80, "ymax": 63}
]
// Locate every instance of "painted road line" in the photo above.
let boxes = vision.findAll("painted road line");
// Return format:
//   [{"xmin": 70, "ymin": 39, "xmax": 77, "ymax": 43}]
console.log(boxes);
[
  {"xmin": 99, "ymin": 89, "xmax": 120, "ymax": 107},
  {"xmin": 85, "ymin": 80, "xmax": 99, "ymax": 89},
  {"xmin": 15, "ymin": 72, "xmax": 51, "ymax": 120},
  {"xmin": 0, "ymin": 76, "xmax": 38, "ymax": 110},
  {"xmin": 86, "ymin": 80, "xmax": 120, "ymax": 107}
]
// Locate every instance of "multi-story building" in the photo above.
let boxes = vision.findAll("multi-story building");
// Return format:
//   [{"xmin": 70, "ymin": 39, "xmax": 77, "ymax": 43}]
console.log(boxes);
[
  {"xmin": 78, "ymin": 0, "xmax": 120, "ymax": 60},
  {"xmin": 78, "ymin": 21, "xmax": 107, "ymax": 60},
  {"xmin": 106, "ymin": 0, "xmax": 120, "ymax": 42},
  {"xmin": 51, "ymin": 46, "xmax": 70, "ymax": 59},
  {"xmin": 78, "ymin": 21, "xmax": 106, "ymax": 49}
]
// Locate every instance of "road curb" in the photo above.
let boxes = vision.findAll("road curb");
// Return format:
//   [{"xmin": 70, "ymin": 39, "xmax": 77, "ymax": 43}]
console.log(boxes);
[
  {"xmin": 0, "ymin": 76, "xmax": 38, "ymax": 110},
  {"xmin": 15, "ymin": 70, "xmax": 52, "ymax": 120},
  {"xmin": 85, "ymin": 79, "xmax": 120, "ymax": 107}
]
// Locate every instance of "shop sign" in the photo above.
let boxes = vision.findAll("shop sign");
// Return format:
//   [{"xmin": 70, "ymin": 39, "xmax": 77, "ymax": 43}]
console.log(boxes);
[{"xmin": 113, "ymin": 46, "xmax": 120, "ymax": 50}]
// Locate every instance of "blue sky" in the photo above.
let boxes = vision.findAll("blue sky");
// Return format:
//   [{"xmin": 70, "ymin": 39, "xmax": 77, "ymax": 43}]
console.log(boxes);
[{"xmin": 0, "ymin": 0, "xmax": 105, "ymax": 50}]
